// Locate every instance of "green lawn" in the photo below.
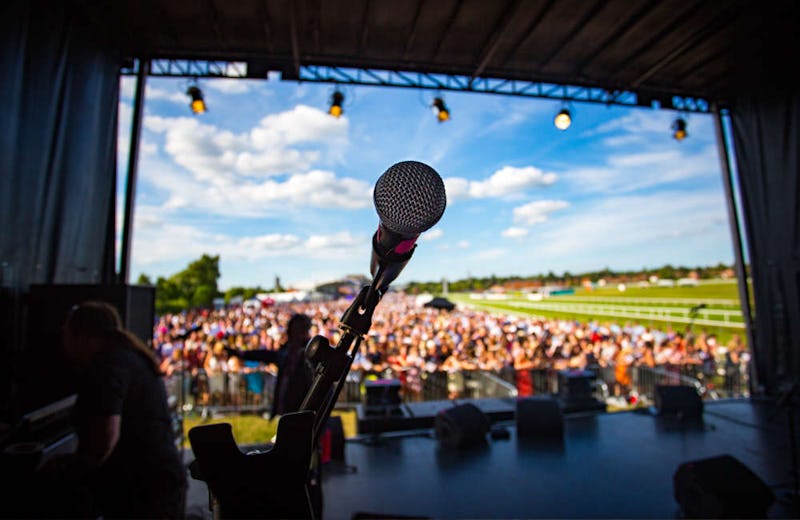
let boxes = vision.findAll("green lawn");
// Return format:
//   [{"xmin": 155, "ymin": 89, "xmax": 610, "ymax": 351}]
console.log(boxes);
[
  {"xmin": 182, "ymin": 409, "xmax": 358, "ymax": 448},
  {"xmin": 448, "ymin": 280, "xmax": 748, "ymax": 345}
]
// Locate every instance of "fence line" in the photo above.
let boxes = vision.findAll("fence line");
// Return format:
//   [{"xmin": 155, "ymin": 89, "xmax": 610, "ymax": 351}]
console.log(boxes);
[
  {"xmin": 168, "ymin": 362, "xmax": 748, "ymax": 417},
  {"xmin": 465, "ymin": 300, "xmax": 745, "ymax": 329},
  {"xmin": 538, "ymin": 296, "xmax": 740, "ymax": 306}
]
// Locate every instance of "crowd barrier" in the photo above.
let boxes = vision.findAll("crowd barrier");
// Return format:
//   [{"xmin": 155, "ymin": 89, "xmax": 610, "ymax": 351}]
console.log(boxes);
[{"xmin": 167, "ymin": 360, "xmax": 749, "ymax": 417}]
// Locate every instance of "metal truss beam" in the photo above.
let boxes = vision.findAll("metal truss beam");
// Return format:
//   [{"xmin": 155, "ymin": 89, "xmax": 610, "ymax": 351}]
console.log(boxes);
[{"xmin": 120, "ymin": 59, "xmax": 711, "ymax": 113}]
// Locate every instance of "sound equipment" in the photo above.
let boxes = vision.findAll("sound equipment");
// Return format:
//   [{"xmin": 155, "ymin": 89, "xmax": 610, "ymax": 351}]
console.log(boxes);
[
  {"xmin": 364, "ymin": 378, "xmax": 402, "ymax": 416},
  {"xmin": 434, "ymin": 403, "xmax": 490, "ymax": 448},
  {"xmin": 558, "ymin": 370, "xmax": 595, "ymax": 402},
  {"xmin": 655, "ymin": 384, "xmax": 703, "ymax": 418},
  {"xmin": 674, "ymin": 454, "xmax": 774, "ymax": 518},
  {"xmin": 516, "ymin": 396, "xmax": 564, "ymax": 440}
]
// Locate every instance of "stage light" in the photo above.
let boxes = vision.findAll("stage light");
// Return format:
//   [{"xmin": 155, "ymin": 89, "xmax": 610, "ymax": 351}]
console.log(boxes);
[
  {"xmin": 328, "ymin": 90, "xmax": 344, "ymax": 118},
  {"xmin": 432, "ymin": 97, "xmax": 450, "ymax": 122},
  {"xmin": 672, "ymin": 117, "xmax": 688, "ymax": 141},
  {"xmin": 186, "ymin": 85, "xmax": 206, "ymax": 114},
  {"xmin": 554, "ymin": 108, "xmax": 572, "ymax": 130}
]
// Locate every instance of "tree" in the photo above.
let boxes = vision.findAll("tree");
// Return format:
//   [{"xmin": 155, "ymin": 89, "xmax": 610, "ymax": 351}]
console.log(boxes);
[
  {"xmin": 153, "ymin": 254, "xmax": 221, "ymax": 314},
  {"xmin": 136, "ymin": 273, "xmax": 153, "ymax": 285}
]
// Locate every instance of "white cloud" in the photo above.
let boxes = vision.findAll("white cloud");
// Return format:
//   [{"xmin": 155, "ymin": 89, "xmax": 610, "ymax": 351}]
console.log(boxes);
[
  {"xmin": 140, "ymin": 160, "xmax": 371, "ymax": 217},
  {"xmin": 132, "ymin": 208, "xmax": 367, "ymax": 266},
  {"xmin": 204, "ymin": 78, "xmax": 253, "ymax": 94},
  {"xmin": 305, "ymin": 232, "xmax": 361, "ymax": 251},
  {"xmin": 531, "ymin": 190, "xmax": 728, "ymax": 259},
  {"xmin": 141, "ymin": 140, "xmax": 158, "ymax": 156},
  {"xmin": 145, "ymin": 104, "xmax": 348, "ymax": 181},
  {"xmin": 420, "ymin": 229, "xmax": 444, "ymax": 241},
  {"xmin": 565, "ymin": 145, "xmax": 718, "ymax": 194},
  {"xmin": 513, "ymin": 200, "xmax": 569, "ymax": 226},
  {"xmin": 445, "ymin": 165, "xmax": 557, "ymax": 203},
  {"xmin": 502, "ymin": 227, "xmax": 529, "ymax": 238},
  {"xmin": 137, "ymin": 104, "xmax": 365, "ymax": 216},
  {"xmin": 457, "ymin": 240, "xmax": 470, "ymax": 249},
  {"xmin": 146, "ymin": 85, "xmax": 187, "ymax": 105}
]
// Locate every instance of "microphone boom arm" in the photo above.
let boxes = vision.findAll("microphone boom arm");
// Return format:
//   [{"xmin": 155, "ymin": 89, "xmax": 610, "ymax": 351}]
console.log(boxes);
[{"xmin": 299, "ymin": 284, "xmax": 382, "ymax": 445}]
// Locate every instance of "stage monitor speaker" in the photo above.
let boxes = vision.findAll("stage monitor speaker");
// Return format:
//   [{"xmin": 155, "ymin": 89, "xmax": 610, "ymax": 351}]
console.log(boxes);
[
  {"xmin": 516, "ymin": 396, "xmax": 564, "ymax": 440},
  {"xmin": 655, "ymin": 385, "xmax": 703, "ymax": 418},
  {"xmin": 674, "ymin": 454, "xmax": 774, "ymax": 518},
  {"xmin": 364, "ymin": 378, "xmax": 402, "ymax": 416},
  {"xmin": 13, "ymin": 284, "xmax": 155, "ymax": 414},
  {"xmin": 435, "ymin": 403, "xmax": 489, "ymax": 449}
]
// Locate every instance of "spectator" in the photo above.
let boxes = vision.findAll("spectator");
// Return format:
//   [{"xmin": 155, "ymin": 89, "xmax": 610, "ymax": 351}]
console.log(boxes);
[{"xmin": 227, "ymin": 313, "xmax": 314, "ymax": 417}]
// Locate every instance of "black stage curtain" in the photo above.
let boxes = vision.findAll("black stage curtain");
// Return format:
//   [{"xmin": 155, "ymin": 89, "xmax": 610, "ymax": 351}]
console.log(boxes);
[
  {"xmin": 0, "ymin": 1, "xmax": 119, "ymax": 292},
  {"xmin": 731, "ymin": 91, "xmax": 800, "ymax": 394}
]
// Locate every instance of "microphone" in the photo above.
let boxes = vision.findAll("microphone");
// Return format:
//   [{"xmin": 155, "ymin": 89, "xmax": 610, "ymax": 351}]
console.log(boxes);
[{"xmin": 370, "ymin": 161, "xmax": 446, "ymax": 292}]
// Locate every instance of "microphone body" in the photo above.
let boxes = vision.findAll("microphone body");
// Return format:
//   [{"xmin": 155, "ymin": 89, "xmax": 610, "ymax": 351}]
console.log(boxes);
[{"xmin": 370, "ymin": 161, "xmax": 446, "ymax": 292}]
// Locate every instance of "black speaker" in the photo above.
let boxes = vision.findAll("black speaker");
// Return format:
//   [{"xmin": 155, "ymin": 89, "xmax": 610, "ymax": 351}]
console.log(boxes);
[
  {"xmin": 434, "ymin": 403, "xmax": 489, "ymax": 448},
  {"xmin": 674, "ymin": 454, "xmax": 774, "ymax": 518},
  {"xmin": 12, "ymin": 284, "xmax": 155, "ymax": 414},
  {"xmin": 364, "ymin": 378, "xmax": 402, "ymax": 415},
  {"xmin": 516, "ymin": 396, "xmax": 564, "ymax": 440},
  {"xmin": 655, "ymin": 385, "xmax": 703, "ymax": 418}
]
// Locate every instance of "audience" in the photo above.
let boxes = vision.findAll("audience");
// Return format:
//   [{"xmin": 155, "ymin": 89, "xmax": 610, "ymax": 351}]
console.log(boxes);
[{"xmin": 153, "ymin": 293, "xmax": 750, "ymax": 407}]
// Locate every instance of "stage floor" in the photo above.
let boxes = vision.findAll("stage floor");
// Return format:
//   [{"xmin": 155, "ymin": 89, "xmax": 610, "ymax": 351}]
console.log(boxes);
[
  {"xmin": 320, "ymin": 399, "xmax": 799, "ymax": 519},
  {"xmin": 183, "ymin": 399, "xmax": 799, "ymax": 519}
]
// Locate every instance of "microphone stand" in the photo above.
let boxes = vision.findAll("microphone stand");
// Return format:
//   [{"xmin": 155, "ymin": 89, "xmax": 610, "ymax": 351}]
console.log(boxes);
[{"xmin": 299, "ymin": 283, "xmax": 382, "ymax": 446}]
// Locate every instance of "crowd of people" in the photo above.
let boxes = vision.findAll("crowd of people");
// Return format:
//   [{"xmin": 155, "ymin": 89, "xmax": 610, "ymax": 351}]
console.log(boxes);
[{"xmin": 154, "ymin": 292, "xmax": 750, "ymax": 410}]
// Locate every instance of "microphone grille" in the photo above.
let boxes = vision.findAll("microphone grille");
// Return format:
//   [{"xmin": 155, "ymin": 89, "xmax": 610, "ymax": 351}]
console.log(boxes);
[{"xmin": 373, "ymin": 161, "xmax": 447, "ymax": 236}]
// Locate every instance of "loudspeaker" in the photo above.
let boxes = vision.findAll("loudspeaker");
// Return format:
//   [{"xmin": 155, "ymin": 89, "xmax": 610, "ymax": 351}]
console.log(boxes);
[
  {"xmin": 558, "ymin": 369, "xmax": 595, "ymax": 402},
  {"xmin": 434, "ymin": 403, "xmax": 489, "ymax": 448},
  {"xmin": 364, "ymin": 378, "xmax": 402, "ymax": 415},
  {"xmin": 674, "ymin": 454, "xmax": 774, "ymax": 518},
  {"xmin": 12, "ymin": 284, "xmax": 155, "ymax": 414},
  {"xmin": 516, "ymin": 396, "xmax": 564, "ymax": 440},
  {"xmin": 655, "ymin": 385, "xmax": 703, "ymax": 418}
]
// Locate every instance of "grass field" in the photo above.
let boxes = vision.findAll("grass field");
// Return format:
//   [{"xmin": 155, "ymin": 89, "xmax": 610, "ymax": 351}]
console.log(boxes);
[
  {"xmin": 182, "ymin": 409, "xmax": 358, "ymax": 447},
  {"xmin": 448, "ymin": 279, "xmax": 746, "ymax": 345}
]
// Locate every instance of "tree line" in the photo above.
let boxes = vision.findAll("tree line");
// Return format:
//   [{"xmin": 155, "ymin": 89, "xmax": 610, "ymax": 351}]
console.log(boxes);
[
  {"xmin": 138, "ymin": 255, "xmax": 736, "ymax": 314},
  {"xmin": 403, "ymin": 262, "xmax": 737, "ymax": 295}
]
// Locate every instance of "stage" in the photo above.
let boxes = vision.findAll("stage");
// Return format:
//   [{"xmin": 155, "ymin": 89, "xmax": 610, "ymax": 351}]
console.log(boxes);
[{"xmin": 185, "ymin": 399, "xmax": 799, "ymax": 519}]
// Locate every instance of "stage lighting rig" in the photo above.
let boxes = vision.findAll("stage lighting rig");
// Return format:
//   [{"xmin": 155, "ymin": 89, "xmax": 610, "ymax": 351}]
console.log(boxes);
[
  {"xmin": 328, "ymin": 90, "xmax": 344, "ymax": 118},
  {"xmin": 432, "ymin": 97, "xmax": 450, "ymax": 122},
  {"xmin": 554, "ymin": 108, "xmax": 572, "ymax": 130},
  {"xmin": 186, "ymin": 85, "xmax": 206, "ymax": 114},
  {"xmin": 672, "ymin": 117, "xmax": 688, "ymax": 141}
]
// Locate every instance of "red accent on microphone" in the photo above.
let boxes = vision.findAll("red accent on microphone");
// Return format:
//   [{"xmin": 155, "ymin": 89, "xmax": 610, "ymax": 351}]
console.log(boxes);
[{"xmin": 394, "ymin": 237, "xmax": 417, "ymax": 254}]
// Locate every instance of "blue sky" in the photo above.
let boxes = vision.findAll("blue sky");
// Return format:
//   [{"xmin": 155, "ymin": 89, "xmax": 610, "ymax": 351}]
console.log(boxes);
[{"xmin": 118, "ymin": 76, "xmax": 733, "ymax": 290}]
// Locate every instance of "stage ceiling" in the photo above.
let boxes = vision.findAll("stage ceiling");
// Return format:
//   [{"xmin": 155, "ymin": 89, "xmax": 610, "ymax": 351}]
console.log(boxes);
[{"xmin": 77, "ymin": 0, "xmax": 796, "ymax": 104}]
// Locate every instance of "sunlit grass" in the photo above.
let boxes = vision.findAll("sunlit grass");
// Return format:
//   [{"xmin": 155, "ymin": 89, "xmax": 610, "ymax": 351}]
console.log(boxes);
[{"xmin": 182, "ymin": 409, "xmax": 358, "ymax": 448}]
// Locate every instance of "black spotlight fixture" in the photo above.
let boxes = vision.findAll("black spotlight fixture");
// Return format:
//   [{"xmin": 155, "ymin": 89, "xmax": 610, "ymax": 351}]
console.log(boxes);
[
  {"xmin": 672, "ymin": 117, "xmax": 688, "ymax": 141},
  {"xmin": 186, "ymin": 85, "xmax": 206, "ymax": 114},
  {"xmin": 554, "ymin": 108, "xmax": 572, "ymax": 130},
  {"xmin": 328, "ymin": 90, "xmax": 344, "ymax": 118},
  {"xmin": 432, "ymin": 97, "xmax": 450, "ymax": 122}
]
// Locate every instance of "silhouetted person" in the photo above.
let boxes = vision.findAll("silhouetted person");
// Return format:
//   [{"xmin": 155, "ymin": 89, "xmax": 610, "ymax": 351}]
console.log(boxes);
[
  {"xmin": 51, "ymin": 301, "xmax": 186, "ymax": 518},
  {"xmin": 227, "ymin": 313, "xmax": 313, "ymax": 418}
]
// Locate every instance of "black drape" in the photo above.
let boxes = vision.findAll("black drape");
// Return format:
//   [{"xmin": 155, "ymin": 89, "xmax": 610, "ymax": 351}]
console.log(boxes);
[
  {"xmin": 731, "ymin": 92, "xmax": 800, "ymax": 394},
  {"xmin": 0, "ymin": 1, "xmax": 120, "ymax": 409},
  {"xmin": 0, "ymin": 1, "xmax": 119, "ymax": 292}
]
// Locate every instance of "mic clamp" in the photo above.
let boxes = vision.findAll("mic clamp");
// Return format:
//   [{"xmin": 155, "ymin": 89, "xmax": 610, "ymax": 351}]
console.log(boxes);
[{"xmin": 370, "ymin": 231, "xmax": 416, "ymax": 294}]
